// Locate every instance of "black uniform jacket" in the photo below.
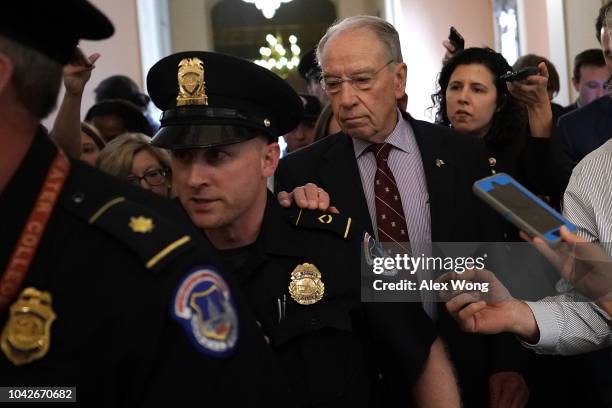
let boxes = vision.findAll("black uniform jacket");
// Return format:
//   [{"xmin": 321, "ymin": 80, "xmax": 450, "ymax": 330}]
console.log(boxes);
[
  {"xmin": 0, "ymin": 131, "xmax": 290, "ymax": 407},
  {"xmin": 223, "ymin": 193, "xmax": 437, "ymax": 407}
]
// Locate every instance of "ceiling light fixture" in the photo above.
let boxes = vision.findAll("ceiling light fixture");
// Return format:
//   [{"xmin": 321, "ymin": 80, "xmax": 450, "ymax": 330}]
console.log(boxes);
[{"xmin": 242, "ymin": 0, "xmax": 293, "ymax": 19}]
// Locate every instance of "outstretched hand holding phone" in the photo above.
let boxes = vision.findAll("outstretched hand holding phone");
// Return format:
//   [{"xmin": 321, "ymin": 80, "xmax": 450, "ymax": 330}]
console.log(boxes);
[
  {"xmin": 505, "ymin": 62, "xmax": 553, "ymax": 138},
  {"xmin": 442, "ymin": 26, "xmax": 464, "ymax": 64}
]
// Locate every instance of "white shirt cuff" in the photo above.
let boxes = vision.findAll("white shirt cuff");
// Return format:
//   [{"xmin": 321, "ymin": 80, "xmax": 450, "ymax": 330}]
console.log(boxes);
[{"xmin": 519, "ymin": 301, "xmax": 561, "ymax": 353}]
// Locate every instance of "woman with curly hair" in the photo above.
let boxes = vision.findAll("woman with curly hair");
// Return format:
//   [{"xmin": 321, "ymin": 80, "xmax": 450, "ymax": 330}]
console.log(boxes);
[{"xmin": 431, "ymin": 47, "xmax": 570, "ymax": 213}]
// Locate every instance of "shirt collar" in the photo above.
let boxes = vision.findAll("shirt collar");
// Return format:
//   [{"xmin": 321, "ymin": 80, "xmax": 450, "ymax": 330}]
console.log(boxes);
[{"xmin": 353, "ymin": 108, "xmax": 412, "ymax": 158}]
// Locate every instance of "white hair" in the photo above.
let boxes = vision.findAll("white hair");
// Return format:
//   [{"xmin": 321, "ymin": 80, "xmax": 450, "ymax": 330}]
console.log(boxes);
[{"xmin": 316, "ymin": 15, "xmax": 403, "ymax": 67}]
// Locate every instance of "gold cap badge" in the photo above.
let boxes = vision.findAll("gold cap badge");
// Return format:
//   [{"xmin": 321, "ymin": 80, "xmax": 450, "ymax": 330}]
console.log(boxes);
[
  {"xmin": 177, "ymin": 57, "xmax": 208, "ymax": 106},
  {"xmin": 1, "ymin": 287, "xmax": 57, "ymax": 366},
  {"xmin": 289, "ymin": 263, "xmax": 325, "ymax": 305},
  {"xmin": 129, "ymin": 216, "xmax": 154, "ymax": 233}
]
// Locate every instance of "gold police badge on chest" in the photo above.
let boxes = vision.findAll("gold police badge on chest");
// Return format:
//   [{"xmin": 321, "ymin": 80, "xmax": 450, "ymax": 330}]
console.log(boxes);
[
  {"xmin": 1, "ymin": 287, "xmax": 56, "ymax": 366},
  {"xmin": 288, "ymin": 263, "xmax": 325, "ymax": 305}
]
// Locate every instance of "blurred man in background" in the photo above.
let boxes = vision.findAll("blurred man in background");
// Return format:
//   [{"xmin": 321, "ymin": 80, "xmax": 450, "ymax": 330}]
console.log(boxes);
[{"xmin": 562, "ymin": 49, "xmax": 609, "ymax": 116}]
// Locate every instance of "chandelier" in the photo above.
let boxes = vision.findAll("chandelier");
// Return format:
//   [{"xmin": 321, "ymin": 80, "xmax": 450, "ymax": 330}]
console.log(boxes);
[
  {"xmin": 254, "ymin": 34, "xmax": 301, "ymax": 78},
  {"xmin": 242, "ymin": 0, "xmax": 293, "ymax": 19}
]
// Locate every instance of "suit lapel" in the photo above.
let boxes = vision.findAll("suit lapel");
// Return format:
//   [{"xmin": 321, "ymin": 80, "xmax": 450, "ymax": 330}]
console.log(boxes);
[
  {"xmin": 408, "ymin": 116, "xmax": 454, "ymax": 242},
  {"xmin": 318, "ymin": 134, "xmax": 374, "ymax": 235}
]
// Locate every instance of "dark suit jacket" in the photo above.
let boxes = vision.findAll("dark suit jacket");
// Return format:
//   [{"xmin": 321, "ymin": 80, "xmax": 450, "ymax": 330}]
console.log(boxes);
[
  {"xmin": 276, "ymin": 113, "xmax": 499, "ymax": 243},
  {"xmin": 558, "ymin": 96, "xmax": 612, "ymax": 163},
  {"xmin": 275, "ymin": 113, "xmax": 526, "ymax": 407}
]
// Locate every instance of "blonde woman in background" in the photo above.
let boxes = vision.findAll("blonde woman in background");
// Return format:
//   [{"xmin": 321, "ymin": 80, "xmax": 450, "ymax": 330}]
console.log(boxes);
[{"xmin": 97, "ymin": 132, "xmax": 173, "ymax": 197}]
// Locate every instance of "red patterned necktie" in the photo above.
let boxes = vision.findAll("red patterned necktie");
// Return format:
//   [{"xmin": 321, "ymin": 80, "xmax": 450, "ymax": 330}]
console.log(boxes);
[{"xmin": 368, "ymin": 143, "xmax": 411, "ymax": 254}]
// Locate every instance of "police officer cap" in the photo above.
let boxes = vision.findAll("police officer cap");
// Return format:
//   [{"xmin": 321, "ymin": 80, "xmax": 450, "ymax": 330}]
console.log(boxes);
[
  {"xmin": 0, "ymin": 1, "xmax": 114, "ymax": 65},
  {"xmin": 147, "ymin": 51, "xmax": 303, "ymax": 150},
  {"xmin": 298, "ymin": 49, "xmax": 321, "ymax": 82}
]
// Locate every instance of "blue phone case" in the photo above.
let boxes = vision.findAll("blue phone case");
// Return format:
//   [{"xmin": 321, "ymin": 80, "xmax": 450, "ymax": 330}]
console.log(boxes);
[{"xmin": 473, "ymin": 173, "xmax": 577, "ymax": 242}]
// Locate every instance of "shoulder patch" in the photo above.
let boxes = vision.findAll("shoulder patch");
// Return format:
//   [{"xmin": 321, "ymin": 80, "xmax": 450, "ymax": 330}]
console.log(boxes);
[
  {"xmin": 289, "ymin": 209, "xmax": 352, "ymax": 239},
  {"xmin": 172, "ymin": 266, "xmax": 238, "ymax": 357}
]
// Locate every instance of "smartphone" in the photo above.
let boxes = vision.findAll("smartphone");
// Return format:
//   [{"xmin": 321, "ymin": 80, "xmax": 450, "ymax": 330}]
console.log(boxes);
[
  {"xmin": 473, "ymin": 173, "xmax": 577, "ymax": 243},
  {"xmin": 500, "ymin": 66, "xmax": 540, "ymax": 82},
  {"xmin": 448, "ymin": 27, "xmax": 465, "ymax": 51}
]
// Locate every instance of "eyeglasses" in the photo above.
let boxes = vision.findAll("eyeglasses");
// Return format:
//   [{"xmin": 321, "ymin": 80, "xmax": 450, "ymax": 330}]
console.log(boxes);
[
  {"xmin": 127, "ymin": 168, "xmax": 169, "ymax": 187},
  {"xmin": 320, "ymin": 61, "xmax": 395, "ymax": 94}
]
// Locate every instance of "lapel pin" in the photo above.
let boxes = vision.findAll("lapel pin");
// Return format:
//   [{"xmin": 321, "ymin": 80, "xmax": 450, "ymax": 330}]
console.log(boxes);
[{"xmin": 435, "ymin": 159, "xmax": 445, "ymax": 168}]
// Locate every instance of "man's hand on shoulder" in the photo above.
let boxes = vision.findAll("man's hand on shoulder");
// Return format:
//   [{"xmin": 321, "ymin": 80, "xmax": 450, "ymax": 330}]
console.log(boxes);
[{"xmin": 278, "ymin": 183, "xmax": 339, "ymax": 213}]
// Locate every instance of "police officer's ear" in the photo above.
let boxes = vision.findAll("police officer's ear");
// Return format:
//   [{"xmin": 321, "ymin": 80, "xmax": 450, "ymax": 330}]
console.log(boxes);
[
  {"xmin": 0, "ymin": 52, "xmax": 14, "ymax": 97},
  {"xmin": 260, "ymin": 137, "xmax": 280, "ymax": 178}
]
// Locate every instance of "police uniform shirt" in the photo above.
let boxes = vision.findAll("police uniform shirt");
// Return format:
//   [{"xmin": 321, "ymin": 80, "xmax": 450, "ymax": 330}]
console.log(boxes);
[{"xmin": 210, "ymin": 192, "xmax": 437, "ymax": 407}]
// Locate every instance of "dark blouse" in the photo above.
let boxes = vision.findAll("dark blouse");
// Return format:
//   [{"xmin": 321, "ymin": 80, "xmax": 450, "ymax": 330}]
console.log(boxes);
[
  {"xmin": 483, "ymin": 126, "xmax": 572, "ymax": 241},
  {"xmin": 483, "ymin": 126, "xmax": 571, "ymax": 207}
]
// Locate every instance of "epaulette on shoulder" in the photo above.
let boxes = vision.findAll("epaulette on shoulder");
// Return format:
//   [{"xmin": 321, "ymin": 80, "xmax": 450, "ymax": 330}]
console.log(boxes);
[
  {"xmin": 64, "ymin": 194, "xmax": 194, "ymax": 273},
  {"xmin": 60, "ymin": 166, "xmax": 194, "ymax": 273},
  {"xmin": 288, "ymin": 209, "xmax": 353, "ymax": 240}
]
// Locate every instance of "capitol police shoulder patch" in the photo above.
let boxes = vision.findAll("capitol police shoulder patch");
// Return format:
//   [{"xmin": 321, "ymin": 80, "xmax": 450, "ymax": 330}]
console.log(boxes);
[{"xmin": 172, "ymin": 266, "xmax": 238, "ymax": 357}]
